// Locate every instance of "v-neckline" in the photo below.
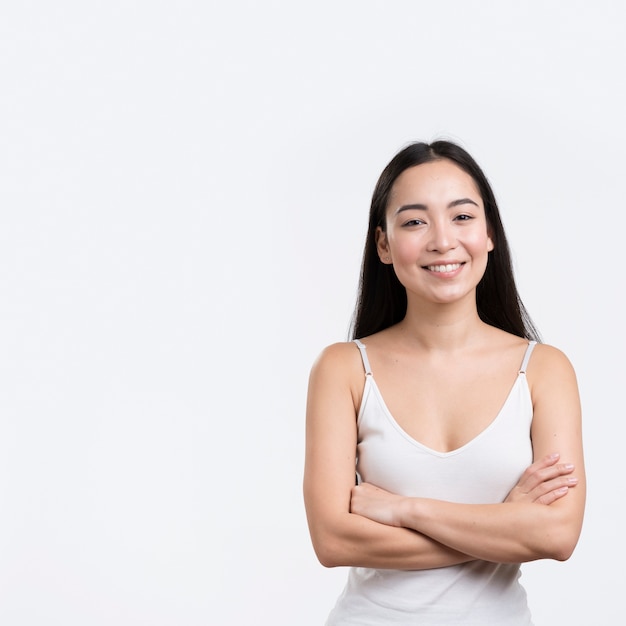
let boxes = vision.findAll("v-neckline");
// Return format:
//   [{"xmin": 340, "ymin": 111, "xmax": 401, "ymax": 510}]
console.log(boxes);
[{"xmin": 362, "ymin": 372, "xmax": 526, "ymax": 457}]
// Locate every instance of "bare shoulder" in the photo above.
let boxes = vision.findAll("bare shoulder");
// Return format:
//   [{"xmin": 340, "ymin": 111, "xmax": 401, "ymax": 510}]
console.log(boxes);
[
  {"xmin": 528, "ymin": 342, "xmax": 577, "ymax": 376},
  {"xmin": 311, "ymin": 341, "xmax": 360, "ymax": 372},
  {"xmin": 527, "ymin": 342, "xmax": 580, "ymax": 397},
  {"xmin": 309, "ymin": 341, "xmax": 365, "ymax": 386},
  {"xmin": 308, "ymin": 341, "xmax": 368, "ymax": 410}
]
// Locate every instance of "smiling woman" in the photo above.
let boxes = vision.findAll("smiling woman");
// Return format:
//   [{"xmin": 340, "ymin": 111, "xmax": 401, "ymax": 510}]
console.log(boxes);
[
  {"xmin": 303, "ymin": 140, "xmax": 586, "ymax": 625},
  {"xmin": 376, "ymin": 160, "xmax": 494, "ymax": 309}
]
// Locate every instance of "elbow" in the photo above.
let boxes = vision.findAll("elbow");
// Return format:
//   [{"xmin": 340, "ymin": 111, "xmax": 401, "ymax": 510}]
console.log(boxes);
[
  {"xmin": 525, "ymin": 504, "xmax": 583, "ymax": 563},
  {"xmin": 548, "ymin": 535, "xmax": 578, "ymax": 562},
  {"xmin": 535, "ymin": 526, "xmax": 581, "ymax": 562},
  {"xmin": 307, "ymin": 516, "xmax": 357, "ymax": 568},
  {"xmin": 316, "ymin": 548, "xmax": 342, "ymax": 569},
  {"xmin": 310, "ymin": 529, "xmax": 347, "ymax": 568}
]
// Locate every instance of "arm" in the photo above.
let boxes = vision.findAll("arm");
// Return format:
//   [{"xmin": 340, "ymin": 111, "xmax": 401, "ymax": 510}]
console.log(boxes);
[
  {"xmin": 303, "ymin": 342, "xmax": 475, "ymax": 570},
  {"xmin": 351, "ymin": 344, "xmax": 586, "ymax": 564}
]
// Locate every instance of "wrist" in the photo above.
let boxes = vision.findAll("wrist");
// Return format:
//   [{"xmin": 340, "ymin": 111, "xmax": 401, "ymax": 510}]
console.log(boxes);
[{"xmin": 397, "ymin": 496, "xmax": 420, "ymax": 528}]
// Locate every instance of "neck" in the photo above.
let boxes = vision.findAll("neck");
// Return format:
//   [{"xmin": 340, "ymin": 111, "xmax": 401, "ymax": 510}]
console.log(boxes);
[{"xmin": 396, "ymin": 297, "xmax": 488, "ymax": 352}]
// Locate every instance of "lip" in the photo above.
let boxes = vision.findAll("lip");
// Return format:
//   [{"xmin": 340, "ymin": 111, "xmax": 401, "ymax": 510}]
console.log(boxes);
[{"xmin": 422, "ymin": 261, "xmax": 465, "ymax": 275}]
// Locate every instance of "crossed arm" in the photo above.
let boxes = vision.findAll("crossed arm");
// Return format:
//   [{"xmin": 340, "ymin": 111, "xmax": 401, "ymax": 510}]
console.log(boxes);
[{"xmin": 303, "ymin": 342, "xmax": 586, "ymax": 570}]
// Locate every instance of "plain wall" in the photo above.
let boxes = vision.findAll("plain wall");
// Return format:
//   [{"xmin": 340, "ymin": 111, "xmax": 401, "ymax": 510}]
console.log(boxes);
[{"xmin": 0, "ymin": 2, "xmax": 622, "ymax": 624}]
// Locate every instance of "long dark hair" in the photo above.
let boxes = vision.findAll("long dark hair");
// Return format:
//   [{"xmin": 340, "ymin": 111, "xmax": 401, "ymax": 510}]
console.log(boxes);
[{"xmin": 350, "ymin": 140, "xmax": 540, "ymax": 342}]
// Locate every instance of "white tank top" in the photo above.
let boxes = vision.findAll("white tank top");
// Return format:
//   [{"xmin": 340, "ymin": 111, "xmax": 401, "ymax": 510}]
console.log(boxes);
[{"xmin": 326, "ymin": 340, "xmax": 537, "ymax": 626}]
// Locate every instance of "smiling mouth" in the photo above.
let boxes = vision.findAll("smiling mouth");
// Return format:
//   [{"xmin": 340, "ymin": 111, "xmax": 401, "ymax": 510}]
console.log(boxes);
[{"xmin": 425, "ymin": 263, "xmax": 463, "ymax": 273}]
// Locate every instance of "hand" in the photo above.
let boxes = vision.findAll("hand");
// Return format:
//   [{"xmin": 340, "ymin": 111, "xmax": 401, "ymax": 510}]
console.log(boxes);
[
  {"xmin": 504, "ymin": 453, "xmax": 578, "ymax": 505},
  {"xmin": 350, "ymin": 482, "xmax": 407, "ymax": 527}
]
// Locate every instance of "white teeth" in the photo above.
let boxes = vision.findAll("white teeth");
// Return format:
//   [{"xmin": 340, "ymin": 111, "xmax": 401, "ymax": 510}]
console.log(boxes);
[{"xmin": 428, "ymin": 263, "xmax": 461, "ymax": 273}]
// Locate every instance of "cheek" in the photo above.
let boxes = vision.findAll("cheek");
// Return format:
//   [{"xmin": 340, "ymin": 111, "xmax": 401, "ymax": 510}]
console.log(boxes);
[
  {"xmin": 388, "ymin": 233, "xmax": 422, "ymax": 264},
  {"xmin": 467, "ymin": 230, "xmax": 493, "ymax": 253}
]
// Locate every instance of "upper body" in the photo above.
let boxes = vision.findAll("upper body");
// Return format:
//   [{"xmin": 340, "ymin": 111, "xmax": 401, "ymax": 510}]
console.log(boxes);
[
  {"xmin": 323, "ymin": 337, "xmax": 541, "ymax": 624},
  {"xmin": 303, "ymin": 144, "xmax": 585, "ymax": 603},
  {"xmin": 305, "ymin": 327, "xmax": 584, "ymax": 569}
]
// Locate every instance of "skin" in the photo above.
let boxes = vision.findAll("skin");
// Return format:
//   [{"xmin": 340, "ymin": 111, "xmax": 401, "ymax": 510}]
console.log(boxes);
[{"xmin": 303, "ymin": 159, "xmax": 586, "ymax": 569}]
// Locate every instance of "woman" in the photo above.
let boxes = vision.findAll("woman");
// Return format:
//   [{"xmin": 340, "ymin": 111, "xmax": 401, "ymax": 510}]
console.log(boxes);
[{"xmin": 303, "ymin": 140, "xmax": 585, "ymax": 624}]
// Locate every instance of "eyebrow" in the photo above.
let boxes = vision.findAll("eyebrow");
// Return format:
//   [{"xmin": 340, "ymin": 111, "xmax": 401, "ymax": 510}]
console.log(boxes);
[{"xmin": 395, "ymin": 198, "xmax": 479, "ymax": 214}]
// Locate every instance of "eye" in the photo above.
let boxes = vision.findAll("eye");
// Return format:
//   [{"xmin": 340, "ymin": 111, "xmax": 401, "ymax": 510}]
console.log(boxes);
[
  {"xmin": 454, "ymin": 214, "xmax": 473, "ymax": 222},
  {"xmin": 402, "ymin": 218, "xmax": 425, "ymax": 227}
]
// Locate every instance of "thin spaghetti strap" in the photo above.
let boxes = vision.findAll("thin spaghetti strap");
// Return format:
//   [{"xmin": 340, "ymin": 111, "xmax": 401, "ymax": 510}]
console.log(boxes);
[
  {"xmin": 519, "ymin": 340, "xmax": 537, "ymax": 374},
  {"xmin": 353, "ymin": 339, "xmax": 372, "ymax": 376}
]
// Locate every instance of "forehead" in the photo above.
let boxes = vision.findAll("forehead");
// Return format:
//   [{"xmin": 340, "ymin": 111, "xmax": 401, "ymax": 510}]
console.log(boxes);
[{"xmin": 388, "ymin": 159, "xmax": 482, "ymax": 206}]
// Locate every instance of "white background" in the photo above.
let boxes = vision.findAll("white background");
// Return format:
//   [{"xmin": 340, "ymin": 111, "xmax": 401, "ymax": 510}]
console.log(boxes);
[{"xmin": 0, "ymin": 2, "xmax": 622, "ymax": 624}]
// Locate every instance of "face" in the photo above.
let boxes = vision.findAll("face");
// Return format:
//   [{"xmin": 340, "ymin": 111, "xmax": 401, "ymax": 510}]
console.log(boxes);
[{"xmin": 376, "ymin": 159, "xmax": 494, "ymax": 306}]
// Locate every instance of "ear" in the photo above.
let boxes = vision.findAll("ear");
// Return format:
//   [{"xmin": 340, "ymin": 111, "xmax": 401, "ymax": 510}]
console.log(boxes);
[
  {"xmin": 486, "ymin": 227, "xmax": 495, "ymax": 252},
  {"xmin": 375, "ymin": 226, "xmax": 392, "ymax": 264}
]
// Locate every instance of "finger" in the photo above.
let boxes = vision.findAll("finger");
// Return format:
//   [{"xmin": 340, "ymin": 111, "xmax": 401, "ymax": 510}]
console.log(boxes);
[
  {"xmin": 517, "ymin": 459, "xmax": 575, "ymax": 493},
  {"xmin": 534, "ymin": 463, "xmax": 575, "ymax": 487},
  {"xmin": 534, "ymin": 485, "xmax": 571, "ymax": 506},
  {"xmin": 530, "ymin": 475, "xmax": 578, "ymax": 503},
  {"xmin": 516, "ymin": 453, "xmax": 560, "ymax": 485},
  {"xmin": 522, "ymin": 463, "xmax": 575, "ymax": 491}
]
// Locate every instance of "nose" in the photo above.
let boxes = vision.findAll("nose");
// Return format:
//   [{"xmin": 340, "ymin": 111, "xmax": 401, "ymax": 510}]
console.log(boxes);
[{"xmin": 426, "ymin": 219, "xmax": 457, "ymax": 253}]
